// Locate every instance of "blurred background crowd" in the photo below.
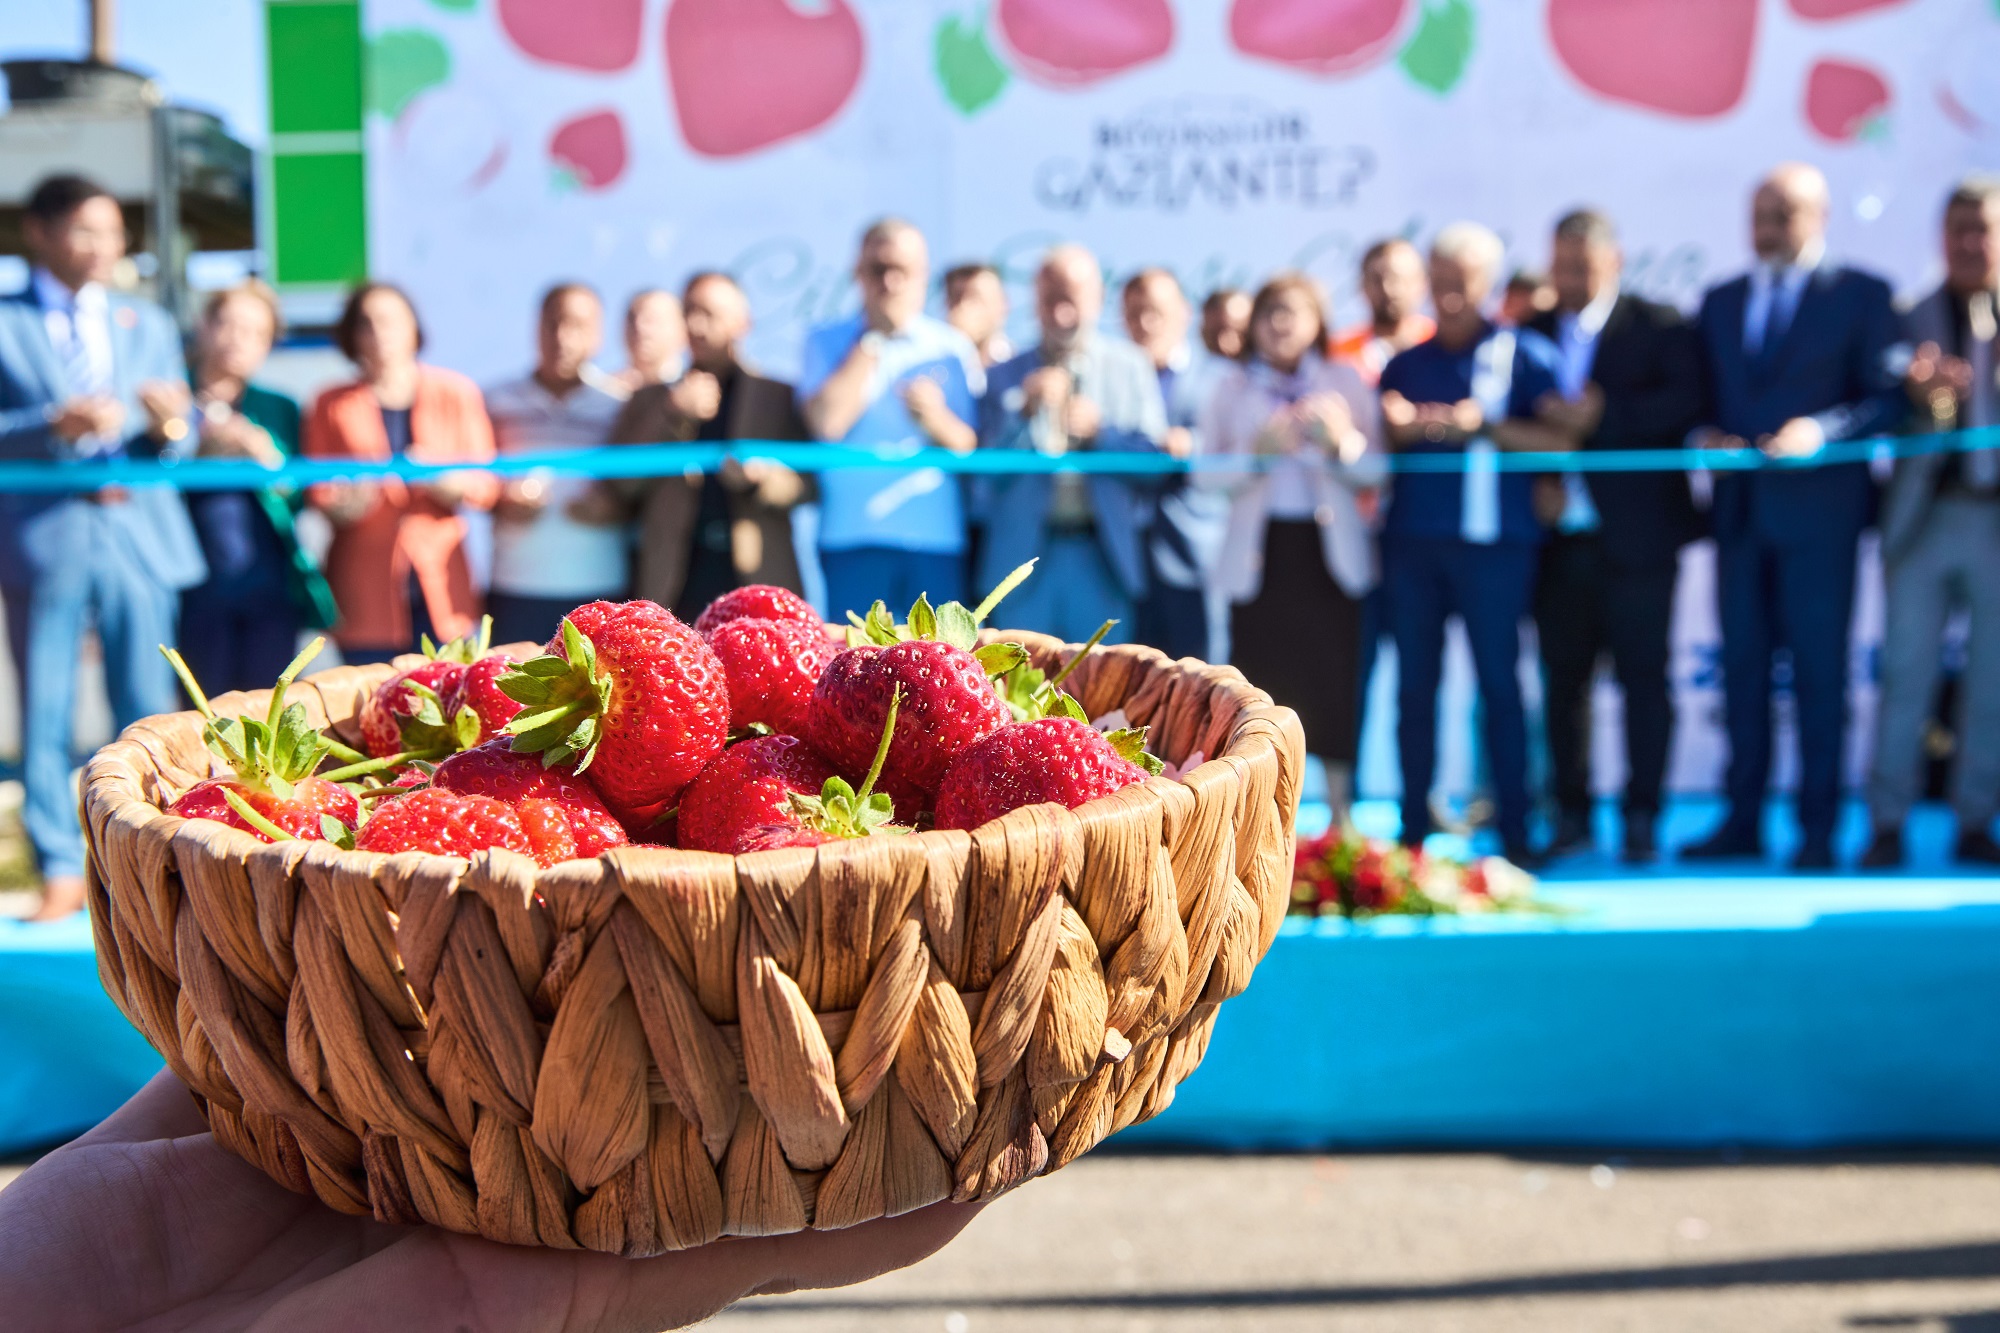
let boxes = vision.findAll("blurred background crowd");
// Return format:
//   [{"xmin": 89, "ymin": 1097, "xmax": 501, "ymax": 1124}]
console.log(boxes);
[{"xmin": 5, "ymin": 157, "xmax": 1998, "ymax": 920}]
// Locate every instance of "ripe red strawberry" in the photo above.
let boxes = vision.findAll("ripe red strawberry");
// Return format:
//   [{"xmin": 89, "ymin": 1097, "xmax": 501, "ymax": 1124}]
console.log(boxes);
[
  {"xmin": 456, "ymin": 652, "xmax": 524, "ymax": 743},
  {"xmin": 355, "ymin": 787, "xmax": 532, "ymax": 859},
  {"xmin": 357, "ymin": 618, "xmax": 505, "ymax": 759},
  {"xmin": 432, "ymin": 740, "xmax": 627, "ymax": 862},
  {"xmin": 694, "ymin": 584, "xmax": 821, "ymax": 636},
  {"xmin": 806, "ymin": 564, "xmax": 1040, "ymax": 806},
  {"xmin": 678, "ymin": 734, "xmax": 837, "ymax": 854},
  {"xmin": 708, "ymin": 617, "xmax": 836, "ymax": 737},
  {"xmin": 685, "ymin": 693, "xmax": 908, "ymax": 853},
  {"xmin": 935, "ymin": 716, "xmax": 1159, "ymax": 831},
  {"xmin": 162, "ymin": 638, "xmax": 361, "ymax": 844},
  {"xmin": 498, "ymin": 601, "xmax": 729, "ymax": 830}
]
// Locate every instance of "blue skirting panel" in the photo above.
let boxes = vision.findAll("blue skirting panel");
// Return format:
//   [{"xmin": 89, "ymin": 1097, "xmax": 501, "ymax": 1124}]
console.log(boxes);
[
  {"xmin": 1122, "ymin": 880, "xmax": 2000, "ymax": 1150},
  {"xmin": 5, "ymin": 879, "xmax": 1998, "ymax": 1155},
  {"xmin": 0, "ymin": 914, "xmax": 163, "ymax": 1155}
]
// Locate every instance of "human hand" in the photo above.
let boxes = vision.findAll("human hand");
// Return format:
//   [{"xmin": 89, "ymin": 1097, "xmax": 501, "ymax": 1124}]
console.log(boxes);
[
  {"xmin": 0, "ymin": 1071, "xmax": 982, "ymax": 1333},
  {"xmin": 669, "ymin": 371, "xmax": 723, "ymax": 424},
  {"xmin": 1689, "ymin": 426, "xmax": 1745, "ymax": 452},
  {"xmin": 1532, "ymin": 474, "xmax": 1568, "ymax": 527},
  {"xmin": 1905, "ymin": 341, "xmax": 1972, "ymax": 419},
  {"xmin": 496, "ymin": 475, "xmax": 552, "ymax": 523},
  {"xmin": 197, "ymin": 407, "xmax": 283, "ymax": 467},
  {"xmin": 1298, "ymin": 393, "xmax": 1356, "ymax": 450},
  {"xmin": 902, "ymin": 374, "xmax": 949, "ymax": 424},
  {"xmin": 1162, "ymin": 425, "xmax": 1194, "ymax": 460},
  {"xmin": 1449, "ymin": 398, "xmax": 1486, "ymax": 440},
  {"xmin": 50, "ymin": 394, "xmax": 125, "ymax": 443},
  {"xmin": 1760, "ymin": 416, "xmax": 1825, "ymax": 460},
  {"xmin": 1535, "ymin": 385, "xmax": 1603, "ymax": 438},
  {"xmin": 1379, "ymin": 389, "xmax": 1419, "ymax": 444},
  {"xmin": 1062, "ymin": 393, "xmax": 1101, "ymax": 443},
  {"xmin": 318, "ymin": 480, "xmax": 379, "ymax": 525},
  {"xmin": 424, "ymin": 473, "xmax": 472, "ymax": 509},
  {"xmin": 138, "ymin": 379, "xmax": 194, "ymax": 440},
  {"xmin": 563, "ymin": 482, "xmax": 629, "ymax": 526},
  {"xmin": 731, "ymin": 457, "xmax": 806, "ymax": 508},
  {"xmin": 1019, "ymin": 366, "xmax": 1072, "ymax": 416}
]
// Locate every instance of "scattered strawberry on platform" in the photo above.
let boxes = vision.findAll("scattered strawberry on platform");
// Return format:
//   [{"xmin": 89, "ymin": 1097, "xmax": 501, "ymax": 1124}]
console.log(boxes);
[
  {"xmin": 707, "ymin": 616, "xmax": 837, "ymax": 738},
  {"xmin": 357, "ymin": 617, "xmax": 520, "ymax": 759},
  {"xmin": 692, "ymin": 583, "xmax": 822, "ymax": 636},
  {"xmin": 354, "ymin": 786, "xmax": 533, "ymax": 860},
  {"xmin": 934, "ymin": 620, "xmax": 1162, "ymax": 830},
  {"xmin": 161, "ymin": 637, "xmax": 361, "ymax": 844},
  {"xmin": 679, "ymin": 690, "xmax": 907, "ymax": 853},
  {"xmin": 807, "ymin": 563, "xmax": 1038, "ymax": 807},
  {"xmin": 428, "ymin": 740, "xmax": 628, "ymax": 865},
  {"xmin": 497, "ymin": 600, "xmax": 729, "ymax": 831}
]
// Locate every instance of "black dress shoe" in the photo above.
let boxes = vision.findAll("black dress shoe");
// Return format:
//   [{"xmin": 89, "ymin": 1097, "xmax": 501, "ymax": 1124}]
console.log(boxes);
[
  {"xmin": 1957, "ymin": 828, "xmax": 2000, "ymax": 866},
  {"xmin": 1858, "ymin": 828, "xmax": 1904, "ymax": 871},
  {"xmin": 1680, "ymin": 825, "xmax": 1762, "ymax": 860},
  {"xmin": 1547, "ymin": 810, "xmax": 1593, "ymax": 858},
  {"xmin": 1793, "ymin": 839, "xmax": 1837, "ymax": 871},
  {"xmin": 1622, "ymin": 816, "xmax": 1658, "ymax": 865}
]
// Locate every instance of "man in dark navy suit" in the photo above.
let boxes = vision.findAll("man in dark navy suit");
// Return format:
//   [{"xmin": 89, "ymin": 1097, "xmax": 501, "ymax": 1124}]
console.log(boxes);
[{"xmin": 1684, "ymin": 163, "xmax": 1905, "ymax": 870}]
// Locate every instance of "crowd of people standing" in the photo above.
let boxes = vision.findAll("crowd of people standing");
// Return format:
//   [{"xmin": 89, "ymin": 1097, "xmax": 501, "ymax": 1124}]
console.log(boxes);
[{"xmin": 4, "ymin": 161, "xmax": 1998, "ymax": 917}]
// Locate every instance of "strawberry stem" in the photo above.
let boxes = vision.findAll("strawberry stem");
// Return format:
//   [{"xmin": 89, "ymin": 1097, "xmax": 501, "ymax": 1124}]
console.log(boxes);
[
  {"xmin": 318, "ymin": 747, "xmax": 449, "ymax": 783},
  {"xmin": 970, "ymin": 559, "xmax": 1037, "ymax": 626},
  {"xmin": 218, "ymin": 787, "xmax": 296, "ymax": 843},
  {"xmin": 855, "ymin": 686, "xmax": 902, "ymax": 804},
  {"xmin": 159, "ymin": 645, "xmax": 216, "ymax": 720},
  {"xmin": 320, "ymin": 737, "xmax": 369, "ymax": 765},
  {"xmin": 1049, "ymin": 619, "xmax": 1116, "ymax": 690},
  {"xmin": 264, "ymin": 636, "xmax": 327, "ymax": 738}
]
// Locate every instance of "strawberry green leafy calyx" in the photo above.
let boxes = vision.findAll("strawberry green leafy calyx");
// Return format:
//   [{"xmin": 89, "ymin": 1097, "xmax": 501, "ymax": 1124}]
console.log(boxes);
[
  {"xmin": 844, "ymin": 558, "xmax": 1037, "ymax": 667},
  {"xmin": 164, "ymin": 637, "xmax": 338, "ymax": 801},
  {"xmin": 497, "ymin": 616, "xmax": 617, "ymax": 771},
  {"xmin": 996, "ymin": 618, "xmax": 1116, "ymax": 724},
  {"xmin": 1104, "ymin": 726, "xmax": 1167, "ymax": 778},
  {"xmin": 789, "ymin": 687, "xmax": 905, "ymax": 840}
]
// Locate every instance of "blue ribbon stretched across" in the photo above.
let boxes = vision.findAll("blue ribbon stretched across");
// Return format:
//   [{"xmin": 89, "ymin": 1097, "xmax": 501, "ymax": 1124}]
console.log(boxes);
[{"xmin": 0, "ymin": 425, "xmax": 1995, "ymax": 493}]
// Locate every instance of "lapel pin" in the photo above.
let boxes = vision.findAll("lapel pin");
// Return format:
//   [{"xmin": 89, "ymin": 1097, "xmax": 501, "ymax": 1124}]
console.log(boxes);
[{"xmin": 116, "ymin": 307, "xmax": 139, "ymax": 329}]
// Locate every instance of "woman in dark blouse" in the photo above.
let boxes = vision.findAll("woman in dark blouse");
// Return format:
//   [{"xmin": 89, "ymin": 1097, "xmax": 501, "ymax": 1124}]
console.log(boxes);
[{"xmin": 176, "ymin": 281, "xmax": 336, "ymax": 693}]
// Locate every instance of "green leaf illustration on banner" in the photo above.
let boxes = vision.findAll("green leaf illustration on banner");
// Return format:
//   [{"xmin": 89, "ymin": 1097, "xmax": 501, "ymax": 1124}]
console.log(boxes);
[
  {"xmin": 936, "ymin": 10, "xmax": 1009, "ymax": 116},
  {"xmin": 427, "ymin": 0, "xmax": 476, "ymax": 10},
  {"xmin": 1399, "ymin": 0, "xmax": 1474, "ymax": 96},
  {"xmin": 368, "ymin": 28, "xmax": 451, "ymax": 119}
]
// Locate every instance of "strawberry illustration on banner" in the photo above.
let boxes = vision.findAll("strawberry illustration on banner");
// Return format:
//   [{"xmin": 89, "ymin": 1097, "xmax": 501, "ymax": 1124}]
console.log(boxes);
[
  {"xmin": 994, "ymin": 0, "xmax": 1174, "ymax": 86},
  {"xmin": 1789, "ymin": 0, "xmax": 1910, "ymax": 17},
  {"xmin": 1228, "ymin": 0, "xmax": 1412, "ymax": 76},
  {"xmin": 1547, "ymin": 0, "xmax": 1759, "ymax": 118},
  {"xmin": 549, "ymin": 108, "xmax": 629, "ymax": 189},
  {"xmin": 1805, "ymin": 59, "xmax": 1891, "ymax": 142},
  {"xmin": 665, "ymin": 0, "xmax": 865, "ymax": 157},
  {"xmin": 498, "ymin": 0, "xmax": 643, "ymax": 71}
]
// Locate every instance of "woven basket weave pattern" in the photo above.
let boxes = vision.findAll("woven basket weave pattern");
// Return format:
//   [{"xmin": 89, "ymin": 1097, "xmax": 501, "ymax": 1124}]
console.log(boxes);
[{"xmin": 80, "ymin": 632, "xmax": 1303, "ymax": 1252}]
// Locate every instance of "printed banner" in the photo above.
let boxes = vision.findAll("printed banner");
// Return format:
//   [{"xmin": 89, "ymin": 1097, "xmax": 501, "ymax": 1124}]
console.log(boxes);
[{"xmin": 360, "ymin": 0, "xmax": 1999, "ymax": 803}]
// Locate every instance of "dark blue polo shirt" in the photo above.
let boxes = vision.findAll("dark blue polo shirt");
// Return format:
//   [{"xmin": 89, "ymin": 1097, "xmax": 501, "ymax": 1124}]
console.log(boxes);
[{"xmin": 1379, "ymin": 324, "xmax": 1562, "ymax": 544}]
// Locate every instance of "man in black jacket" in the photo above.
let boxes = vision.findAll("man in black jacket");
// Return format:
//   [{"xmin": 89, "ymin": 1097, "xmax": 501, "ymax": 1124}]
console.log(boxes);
[{"xmin": 1527, "ymin": 209, "xmax": 1706, "ymax": 862}]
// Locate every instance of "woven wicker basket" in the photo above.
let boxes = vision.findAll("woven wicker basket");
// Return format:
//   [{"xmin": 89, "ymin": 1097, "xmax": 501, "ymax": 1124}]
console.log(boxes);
[{"xmin": 80, "ymin": 630, "xmax": 1302, "ymax": 1253}]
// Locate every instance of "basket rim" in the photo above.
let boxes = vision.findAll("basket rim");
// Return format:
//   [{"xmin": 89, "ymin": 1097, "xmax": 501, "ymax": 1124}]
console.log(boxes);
[{"xmin": 82, "ymin": 629, "xmax": 1290, "ymax": 875}]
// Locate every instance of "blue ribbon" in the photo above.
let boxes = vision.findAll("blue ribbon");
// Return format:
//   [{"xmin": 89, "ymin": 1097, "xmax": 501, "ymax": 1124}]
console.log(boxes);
[{"xmin": 0, "ymin": 425, "xmax": 1994, "ymax": 493}]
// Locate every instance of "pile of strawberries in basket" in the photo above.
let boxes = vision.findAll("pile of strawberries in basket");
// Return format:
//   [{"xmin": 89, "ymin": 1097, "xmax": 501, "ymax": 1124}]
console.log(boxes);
[{"xmin": 162, "ymin": 562, "xmax": 1166, "ymax": 867}]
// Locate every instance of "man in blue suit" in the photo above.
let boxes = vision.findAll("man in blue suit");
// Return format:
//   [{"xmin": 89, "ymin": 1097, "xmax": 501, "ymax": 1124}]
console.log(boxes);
[
  {"xmin": 1, "ymin": 175, "xmax": 205, "ymax": 918},
  {"xmin": 1685, "ymin": 163, "xmax": 1905, "ymax": 870},
  {"xmin": 977, "ymin": 245, "xmax": 1168, "ymax": 642}
]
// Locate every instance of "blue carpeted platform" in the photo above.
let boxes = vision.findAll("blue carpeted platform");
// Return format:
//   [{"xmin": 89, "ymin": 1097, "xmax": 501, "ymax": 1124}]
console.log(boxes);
[{"xmin": 4, "ymin": 798, "xmax": 1997, "ymax": 1155}]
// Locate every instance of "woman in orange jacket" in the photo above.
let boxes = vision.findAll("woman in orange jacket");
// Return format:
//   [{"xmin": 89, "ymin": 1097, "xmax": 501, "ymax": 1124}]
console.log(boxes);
[{"xmin": 304, "ymin": 283, "xmax": 499, "ymax": 662}]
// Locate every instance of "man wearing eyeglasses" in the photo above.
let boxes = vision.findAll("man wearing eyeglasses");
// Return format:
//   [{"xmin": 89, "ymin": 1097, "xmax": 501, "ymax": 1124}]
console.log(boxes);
[
  {"xmin": 800, "ymin": 218, "xmax": 983, "ymax": 618},
  {"xmin": 0, "ymin": 174, "xmax": 206, "ymax": 919}
]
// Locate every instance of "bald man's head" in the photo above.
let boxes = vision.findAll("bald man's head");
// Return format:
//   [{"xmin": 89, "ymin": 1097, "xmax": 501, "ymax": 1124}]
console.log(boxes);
[
  {"xmin": 1753, "ymin": 162, "xmax": 1830, "ymax": 266},
  {"xmin": 1036, "ymin": 244, "xmax": 1104, "ymax": 352}
]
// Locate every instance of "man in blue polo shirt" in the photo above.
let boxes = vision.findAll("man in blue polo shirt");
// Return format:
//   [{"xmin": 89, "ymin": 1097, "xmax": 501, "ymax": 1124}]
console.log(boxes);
[
  {"xmin": 1379, "ymin": 222, "xmax": 1577, "ymax": 865},
  {"xmin": 799, "ymin": 218, "xmax": 983, "ymax": 616}
]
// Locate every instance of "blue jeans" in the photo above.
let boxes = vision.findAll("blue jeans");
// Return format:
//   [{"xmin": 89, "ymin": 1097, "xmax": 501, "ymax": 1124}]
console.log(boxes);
[
  {"xmin": 4, "ymin": 513, "xmax": 180, "ymax": 880},
  {"xmin": 1382, "ymin": 534, "xmax": 1539, "ymax": 853},
  {"xmin": 820, "ymin": 547, "xmax": 966, "ymax": 623},
  {"xmin": 1000, "ymin": 533, "xmax": 1134, "ymax": 646}
]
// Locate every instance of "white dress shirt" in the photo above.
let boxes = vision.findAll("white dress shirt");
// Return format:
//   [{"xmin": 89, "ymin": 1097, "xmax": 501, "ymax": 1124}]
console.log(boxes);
[
  {"xmin": 35, "ymin": 267, "xmax": 120, "ymax": 455},
  {"xmin": 1553, "ymin": 285, "xmax": 1619, "ymax": 532}
]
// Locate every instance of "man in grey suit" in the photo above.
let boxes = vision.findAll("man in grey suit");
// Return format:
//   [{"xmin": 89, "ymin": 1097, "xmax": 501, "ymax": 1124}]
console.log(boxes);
[
  {"xmin": 0, "ymin": 175, "xmax": 206, "ymax": 918},
  {"xmin": 976, "ymin": 245, "xmax": 1169, "ymax": 643},
  {"xmin": 1863, "ymin": 176, "xmax": 2000, "ymax": 868}
]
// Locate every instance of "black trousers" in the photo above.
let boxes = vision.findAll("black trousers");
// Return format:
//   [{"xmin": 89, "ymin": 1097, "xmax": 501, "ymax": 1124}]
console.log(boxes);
[{"xmin": 1534, "ymin": 532, "xmax": 1679, "ymax": 821}]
